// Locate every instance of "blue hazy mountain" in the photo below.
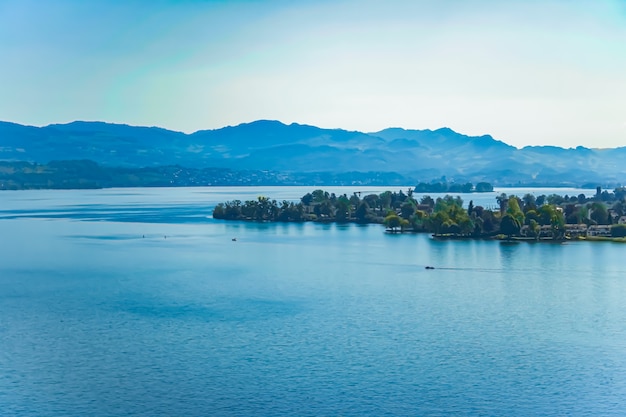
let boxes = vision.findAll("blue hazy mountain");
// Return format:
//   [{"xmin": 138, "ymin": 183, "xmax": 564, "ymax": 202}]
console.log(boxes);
[{"xmin": 0, "ymin": 120, "xmax": 624, "ymax": 185}]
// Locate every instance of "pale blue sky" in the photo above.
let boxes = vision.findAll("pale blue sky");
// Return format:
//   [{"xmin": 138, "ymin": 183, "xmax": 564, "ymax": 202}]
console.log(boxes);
[{"xmin": 1, "ymin": 0, "xmax": 625, "ymax": 148}]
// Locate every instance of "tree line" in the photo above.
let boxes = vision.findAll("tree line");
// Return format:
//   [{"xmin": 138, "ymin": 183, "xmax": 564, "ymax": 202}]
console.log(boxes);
[
  {"xmin": 213, "ymin": 187, "xmax": 626, "ymax": 239},
  {"xmin": 414, "ymin": 181, "xmax": 493, "ymax": 193}
]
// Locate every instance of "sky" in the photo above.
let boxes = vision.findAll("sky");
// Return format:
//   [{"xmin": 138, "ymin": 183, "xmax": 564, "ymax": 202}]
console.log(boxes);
[{"xmin": 1, "ymin": 0, "xmax": 625, "ymax": 149}]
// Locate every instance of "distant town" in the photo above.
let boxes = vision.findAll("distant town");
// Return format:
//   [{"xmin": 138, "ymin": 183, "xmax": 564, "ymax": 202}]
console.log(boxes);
[{"xmin": 0, "ymin": 160, "xmax": 418, "ymax": 190}]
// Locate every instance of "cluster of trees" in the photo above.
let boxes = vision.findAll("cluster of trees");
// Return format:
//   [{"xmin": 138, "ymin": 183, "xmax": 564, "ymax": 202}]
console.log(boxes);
[
  {"xmin": 212, "ymin": 197, "xmax": 306, "ymax": 222},
  {"xmin": 213, "ymin": 187, "xmax": 626, "ymax": 240},
  {"xmin": 429, "ymin": 190, "xmax": 626, "ymax": 239},
  {"xmin": 494, "ymin": 194, "xmax": 565, "ymax": 239},
  {"xmin": 414, "ymin": 181, "xmax": 494, "ymax": 193},
  {"xmin": 213, "ymin": 189, "xmax": 419, "ymax": 224}
]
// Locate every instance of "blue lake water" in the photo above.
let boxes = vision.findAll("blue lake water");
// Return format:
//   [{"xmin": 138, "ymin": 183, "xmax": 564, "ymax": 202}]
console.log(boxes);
[{"xmin": 1, "ymin": 187, "xmax": 625, "ymax": 416}]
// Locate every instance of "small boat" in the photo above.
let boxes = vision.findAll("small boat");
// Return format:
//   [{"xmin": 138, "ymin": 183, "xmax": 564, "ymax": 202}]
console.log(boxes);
[
  {"xmin": 232, "ymin": 238, "xmax": 237, "ymax": 241},
  {"xmin": 425, "ymin": 266, "xmax": 435, "ymax": 270}
]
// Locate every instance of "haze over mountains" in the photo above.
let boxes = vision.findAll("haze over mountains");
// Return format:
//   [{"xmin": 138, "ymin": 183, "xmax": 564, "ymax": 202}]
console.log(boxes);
[{"xmin": 1, "ymin": 120, "xmax": 624, "ymax": 187}]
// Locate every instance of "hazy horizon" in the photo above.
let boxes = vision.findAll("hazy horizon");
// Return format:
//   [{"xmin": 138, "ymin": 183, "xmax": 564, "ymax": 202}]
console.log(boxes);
[{"xmin": 2, "ymin": 0, "xmax": 625, "ymax": 149}]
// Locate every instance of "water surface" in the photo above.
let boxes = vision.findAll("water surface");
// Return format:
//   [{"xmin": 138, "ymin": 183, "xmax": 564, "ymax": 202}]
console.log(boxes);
[{"xmin": 1, "ymin": 187, "xmax": 624, "ymax": 416}]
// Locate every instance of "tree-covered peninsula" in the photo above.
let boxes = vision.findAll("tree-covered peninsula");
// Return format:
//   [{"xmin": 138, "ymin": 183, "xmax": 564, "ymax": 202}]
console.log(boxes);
[
  {"xmin": 213, "ymin": 187, "xmax": 626, "ymax": 240},
  {"xmin": 414, "ymin": 181, "xmax": 493, "ymax": 193}
]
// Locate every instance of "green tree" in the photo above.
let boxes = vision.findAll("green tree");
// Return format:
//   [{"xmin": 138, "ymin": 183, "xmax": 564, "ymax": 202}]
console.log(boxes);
[
  {"xmin": 538, "ymin": 205, "xmax": 556, "ymax": 225},
  {"xmin": 522, "ymin": 194, "xmax": 537, "ymax": 212},
  {"xmin": 312, "ymin": 189, "xmax": 327, "ymax": 202},
  {"xmin": 335, "ymin": 196, "xmax": 351, "ymax": 222},
  {"xmin": 255, "ymin": 196, "xmax": 273, "ymax": 220},
  {"xmin": 301, "ymin": 193, "xmax": 314, "ymax": 205},
  {"xmin": 384, "ymin": 213, "xmax": 402, "ymax": 232},
  {"xmin": 314, "ymin": 200, "xmax": 333, "ymax": 218},
  {"xmin": 472, "ymin": 216, "xmax": 484, "ymax": 236},
  {"xmin": 355, "ymin": 201, "xmax": 370, "ymax": 223},
  {"xmin": 430, "ymin": 211, "xmax": 450, "ymax": 234},
  {"xmin": 590, "ymin": 202, "xmax": 609, "ymax": 225},
  {"xmin": 547, "ymin": 194, "xmax": 565, "ymax": 205},
  {"xmin": 527, "ymin": 219, "xmax": 540, "ymax": 239},
  {"xmin": 434, "ymin": 195, "xmax": 463, "ymax": 213},
  {"xmin": 524, "ymin": 209, "xmax": 539, "ymax": 225},
  {"xmin": 496, "ymin": 193, "xmax": 508, "ymax": 214},
  {"xmin": 506, "ymin": 196, "xmax": 525, "ymax": 225},
  {"xmin": 475, "ymin": 182, "xmax": 494, "ymax": 192},
  {"xmin": 550, "ymin": 211, "xmax": 565, "ymax": 239},
  {"xmin": 419, "ymin": 195, "xmax": 435, "ymax": 209},
  {"xmin": 500, "ymin": 214, "xmax": 521, "ymax": 238},
  {"xmin": 481, "ymin": 210, "xmax": 497, "ymax": 233},
  {"xmin": 457, "ymin": 215, "xmax": 474, "ymax": 235},
  {"xmin": 564, "ymin": 204, "xmax": 581, "ymax": 224},
  {"xmin": 379, "ymin": 191, "xmax": 393, "ymax": 210},
  {"xmin": 444, "ymin": 221, "xmax": 461, "ymax": 234},
  {"xmin": 400, "ymin": 201, "xmax": 415, "ymax": 219},
  {"xmin": 409, "ymin": 210, "xmax": 428, "ymax": 231},
  {"xmin": 213, "ymin": 203, "xmax": 226, "ymax": 219},
  {"xmin": 407, "ymin": 188, "xmax": 415, "ymax": 203},
  {"xmin": 349, "ymin": 193, "xmax": 361, "ymax": 208},
  {"xmin": 363, "ymin": 194, "xmax": 380, "ymax": 214},
  {"xmin": 536, "ymin": 195, "xmax": 546, "ymax": 207}
]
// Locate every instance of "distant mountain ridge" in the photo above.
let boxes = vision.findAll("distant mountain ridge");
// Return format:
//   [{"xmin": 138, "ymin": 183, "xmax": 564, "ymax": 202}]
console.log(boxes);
[{"xmin": 0, "ymin": 120, "xmax": 624, "ymax": 186}]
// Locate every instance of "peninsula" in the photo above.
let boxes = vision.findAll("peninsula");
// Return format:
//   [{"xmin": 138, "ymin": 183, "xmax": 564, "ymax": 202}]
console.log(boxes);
[{"xmin": 213, "ymin": 187, "xmax": 626, "ymax": 241}]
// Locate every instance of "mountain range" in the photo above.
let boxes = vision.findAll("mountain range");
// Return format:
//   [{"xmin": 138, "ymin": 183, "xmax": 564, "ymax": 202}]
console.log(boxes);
[{"xmin": 1, "ymin": 120, "xmax": 624, "ymax": 186}]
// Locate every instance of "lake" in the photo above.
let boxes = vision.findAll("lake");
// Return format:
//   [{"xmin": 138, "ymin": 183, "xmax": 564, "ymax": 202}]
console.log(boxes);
[{"xmin": 1, "ymin": 186, "xmax": 625, "ymax": 416}]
